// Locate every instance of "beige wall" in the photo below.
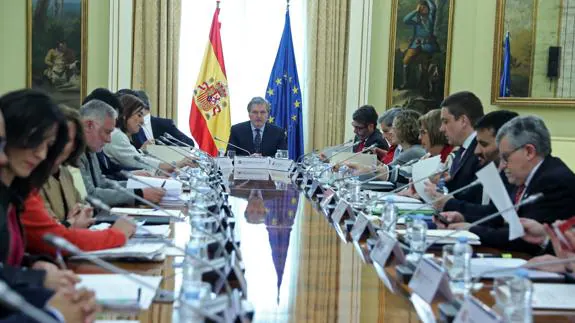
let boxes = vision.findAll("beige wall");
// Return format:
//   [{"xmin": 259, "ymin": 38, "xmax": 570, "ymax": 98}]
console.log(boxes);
[
  {"xmin": 0, "ymin": 0, "xmax": 110, "ymax": 95},
  {"xmin": 368, "ymin": 0, "xmax": 575, "ymax": 169}
]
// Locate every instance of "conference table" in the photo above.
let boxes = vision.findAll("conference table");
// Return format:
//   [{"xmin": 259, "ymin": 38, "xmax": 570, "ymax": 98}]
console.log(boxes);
[{"xmin": 70, "ymin": 170, "xmax": 575, "ymax": 322}]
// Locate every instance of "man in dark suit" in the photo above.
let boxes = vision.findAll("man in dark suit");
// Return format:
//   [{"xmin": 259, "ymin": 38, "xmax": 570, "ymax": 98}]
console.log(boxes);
[
  {"xmin": 226, "ymin": 97, "xmax": 287, "ymax": 157},
  {"xmin": 121, "ymin": 90, "xmax": 196, "ymax": 149},
  {"xmin": 445, "ymin": 116, "xmax": 575, "ymax": 254},
  {"xmin": 351, "ymin": 105, "xmax": 388, "ymax": 153},
  {"xmin": 437, "ymin": 91, "xmax": 485, "ymax": 203},
  {"xmin": 429, "ymin": 110, "xmax": 518, "ymax": 219}
]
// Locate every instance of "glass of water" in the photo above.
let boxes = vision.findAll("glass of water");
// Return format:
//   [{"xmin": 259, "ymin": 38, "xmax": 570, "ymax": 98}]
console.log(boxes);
[{"xmin": 275, "ymin": 149, "xmax": 289, "ymax": 159}]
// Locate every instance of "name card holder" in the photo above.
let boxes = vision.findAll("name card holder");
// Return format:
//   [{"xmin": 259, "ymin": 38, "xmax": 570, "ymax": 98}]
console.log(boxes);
[
  {"xmin": 408, "ymin": 257, "xmax": 454, "ymax": 304},
  {"xmin": 216, "ymin": 157, "xmax": 233, "ymax": 170},
  {"xmin": 410, "ymin": 293, "xmax": 438, "ymax": 323},
  {"xmin": 370, "ymin": 231, "xmax": 407, "ymax": 268},
  {"xmin": 306, "ymin": 180, "xmax": 323, "ymax": 198},
  {"xmin": 332, "ymin": 200, "xmax": 354, "ymax": 242},
  {"xmin": 320, "ymin": 188, "xmax": 336, "ymax": 210},
  {"xmin": 268, "ymin": 158, "xmax": 294, "ymax": 172},
  {"xmin": 350, "ymin": 212, "xmax": 370, "ymax": 242},
  {"xmin": 372, "ymin": 260, "xmax": 397, "ymax": 294},
  {"xmin": 291, "ymin": 170, "xmax": 303, "ymax": 185},
  {"xmin": 230, "ymin": 251, "xmax": 248, "ymax": 298},
  {"xmin": 453, "ymin": 296, "xmax": 503, "ymax": 323},
  {"xmin": 234, "ymin": 156, "xmax": 270, "ymax": 169},
  {"xmin": 233, "ymin": 169, "xmax": 269, "ymax": 181}
]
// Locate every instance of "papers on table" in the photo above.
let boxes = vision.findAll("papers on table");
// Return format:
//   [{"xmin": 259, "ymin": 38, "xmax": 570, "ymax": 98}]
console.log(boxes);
[
  {"xmin": 412, "ymin": 156, "xmax": 442, "ymax": 203},
  {"xmin": 135, "ymin": 225, "xmax": 171, "ymax": 238},
  {"xmin": 470, "ymin": 258, "xmax": 563, "ymax": 280},
  {"xmin": 70, "ymin": 243, "xmax": 166, "ymax": 261},
  {"xmin": 532, "ymin": 284, "xmax": 575, "ymax": 309},
  {"xmin": 78, "ymin": 274, "xmax": 162, "ymax": 310},
  {"xmin": 476, "ymin": 162, "xmax": 524, "ymax": 240},
  {"xmin": 126, "ymin": 176, "xmax": 183, "ymax": 205},
  {"xmin": 110, "ymin": 207, "xmax": 182, "ymax": 218},
  {"xmin": 397, "ymin": 229, "xmax": 481, "ymax": 245}
]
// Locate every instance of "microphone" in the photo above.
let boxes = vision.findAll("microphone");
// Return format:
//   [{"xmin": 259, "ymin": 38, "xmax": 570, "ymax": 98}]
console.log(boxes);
[
  {"xmin": 318, "ymin": 144, "xmax": 377, "ymax": 178},
  {"xmin": 213, "ymin": 137, "xmax": 252, "ymax": 156},
  {"xmin": 322, "ymin": 139, "xmax": 356, "ymax": 162},
  {"xmin": 42, "ymin": 234, "xmax": 229, "ymax": 323},
  {"xmin": 423, "ymin": 193, "xmax": 544, "ymax": 251},
  {"xmin": 387, "ymin": 165, "xmax": 449, "ymax": 195},
  {"xmin": 141, "ymin": 148, "xmax": 214, "ymax": 184},
  {"xmin": 162, "ymin": 132, "xmax": 194, "ymax": 149},
  {"xmin": 0, "ymin": 280, "xmax": 60, "ymax": 323}
]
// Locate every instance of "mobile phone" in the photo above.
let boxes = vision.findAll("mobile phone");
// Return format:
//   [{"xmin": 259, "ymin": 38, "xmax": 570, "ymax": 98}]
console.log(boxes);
[
  {"xmin": 553, "ymin": 216, "xmax": 575, "ymax": 251},
  {"xmin": 434, "ymin": 213, "xmax": 451, "ymax": 226}
]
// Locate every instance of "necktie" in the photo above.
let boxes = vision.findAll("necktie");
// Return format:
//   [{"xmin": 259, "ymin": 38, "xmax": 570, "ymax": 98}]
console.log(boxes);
[
  {"xmin": 514, "ymin": 185, "xmax": 525, "ymax": 204},
  {"xmin": 254, "ymin": 128, "xmax": 262, "ymax": 154},
  {"xmin": 449, "ymin": 147, "xmax": 466, "ymax": 175},
  {"xmin": 356, "ymin": 140, "xmax": 366, "ymax": 153}
]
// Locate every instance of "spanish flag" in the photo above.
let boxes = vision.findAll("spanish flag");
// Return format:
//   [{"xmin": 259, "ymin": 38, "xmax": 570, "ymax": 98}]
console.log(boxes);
[{"xmin": 189, "ymin": 1, "xmax": 230, "ymax": 156}]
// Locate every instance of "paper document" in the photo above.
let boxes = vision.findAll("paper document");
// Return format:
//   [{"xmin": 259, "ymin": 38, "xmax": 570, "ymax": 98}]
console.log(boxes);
[
  {"xmin": 476, "ymin": 162, "xmax": 524, "ymax": 240},
  {"xmin": 127, "ymin": 176, "xmax": 182, "ymax": 198},
  {"xmin": 397, "ymin": 229, "xmax": 480, "ymax": 244},
  {"xmin": 532, "ymin": 284, "xmax": 575, "ymax": 309},
  {"xmin": 470, "ymin": 258, "xmax": 563, "ymax": 280},
  {"xmin": 110, "ymin": 207, "xmax": 182, "ymax": 218},
  {"xmin": 412, "ymin": 156, "xmax": 441, "ymax": 203},
  {"xmin": 78, "ymin": 274, "xmax": 162, "ymax": 310},
  {"xmin": 134, "ymin": 225, "xmax": 171, "ymax": 238},
  {"xmin": 71, "ymin": 243, "xmax": 165, "ymax": 261}
]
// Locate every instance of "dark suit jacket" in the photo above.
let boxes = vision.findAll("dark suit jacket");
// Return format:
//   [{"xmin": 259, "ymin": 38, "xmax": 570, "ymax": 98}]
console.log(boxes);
[
  {"xmin": 352, "ymin": 129, "xmax": 389, "ymax": 152},
  {"xmin": 446, "ymin": 138, "xmax": 482, "ymax": 204},
  {"xmin": 0, "ymin": 269, "xmax": 54, "ymax": 321},
  {"xmin": 226, "ymin": 121, "xmax": 287, "ymax": 157},
  {"xmin": 96, "ymin": 152, "xmax": 139, "ymax": 181},
  {"xmin": 132, "ymin": 116, "xmax": 195, "ymax": 149},
  {"xmin": 469, "ymin": 156, "xmax": 575, "ymax": 255}
]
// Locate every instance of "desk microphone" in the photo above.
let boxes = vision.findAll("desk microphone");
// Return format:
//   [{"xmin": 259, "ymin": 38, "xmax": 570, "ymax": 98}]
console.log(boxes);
[
  {"xmin": 423, "ymin": 193, "xmax": 544, "ymax": 252},
  {"xmin": 0, "ymin": 280, "xmax": 60, "ymax": 323},
  {"xmin": 213, "ymin": 137, "xmax": 252, "ymax": 156},
  {"xmin": 387, "ymin": 165, "xmax": 449, "ymax": 195},
  {"xmin": 355, "ymin": 159, "xmax": 421, "ymax": 185},
  {"xmin": 141, "ymin": 149, "xmax": 214, "ymax": 186},
  {"xmin": 317, "ymin": 144, "xmax": 377, "ymax": 178},
  {"xmin": 162, "ymin": 132, "xmax": 194, "ymax": 149},
  {"xmin": 322, "ymin": 139, "xmax": 357, "ymax": 163},
  {"xmin": 42, "ymin": 234, "xmax": 229, "ymax": 323}
]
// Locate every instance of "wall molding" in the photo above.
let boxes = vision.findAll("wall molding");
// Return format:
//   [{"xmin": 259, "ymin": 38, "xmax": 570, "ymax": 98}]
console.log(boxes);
[{"xmin": 108, "ymin": 0, "xmax": 133, "ymax": 92}]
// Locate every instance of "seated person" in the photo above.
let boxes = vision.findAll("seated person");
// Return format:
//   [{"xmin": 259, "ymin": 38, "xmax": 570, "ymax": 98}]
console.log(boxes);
[
  {"xmin": 227, "ymin": 97, "xmax": 287, "ymax": 157},
  {"xmin": 83, "ymin": 88, "xmax": 141, "ymax": 180},
  {"xmin": 103, "ymin": 94, "xmax": 194, "ymax": 173},
  {"xmin": 418, "ymin": 109, "xmax": 454, "ymax": 166},
  {"xmin": 351, "ymin": 105, "xmax": 388, "ymax": 153},
  {"xmin": 20, "ymin": 106, "xmax": 135, "ymax": 257},
  {"xmin": 376, "ymin": 107, "xmax": 402, "ymax": 164},
  {"xmin": 438, "ymin": 116, "xmax": 575, "ymax": 255},
  {"xmin": 118, "ymin": 89, "xmax": 196, "ymax": 149},
  {"xmin": 428, "ymin": 110, "xmax": 518, "ymax": 213},
  {"xmin": 79, "ymin": 99, "xmax": 166, "ymax": 206}
]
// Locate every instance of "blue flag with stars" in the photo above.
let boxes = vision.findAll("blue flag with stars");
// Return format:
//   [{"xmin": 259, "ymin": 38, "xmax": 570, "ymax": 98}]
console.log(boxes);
[{"xmin": 265, "ymin": 9, "xmax": 303, "ymax": 160}]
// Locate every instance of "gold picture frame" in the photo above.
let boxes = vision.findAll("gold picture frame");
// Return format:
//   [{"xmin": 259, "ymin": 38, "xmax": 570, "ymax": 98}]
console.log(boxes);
[
  {"xmin": 386, "ymin": 0, "xmax": 455, "ymax": 113},
  {"xmin": 27, "ymin": 0, "xmax": 88, "ymax": 108},
  {"xmin": 491, "ymin": 0, "xmax": 575, "ymax": 106}
]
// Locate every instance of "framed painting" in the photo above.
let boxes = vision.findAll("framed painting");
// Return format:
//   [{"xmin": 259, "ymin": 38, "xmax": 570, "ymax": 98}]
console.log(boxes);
[
  {"xmin": 386, "ymin": 0, "xmax": 454, "ymax": 114},
  {"xmin": 27, "ymin": 0, "xmax": 87, "ymax": 109}
]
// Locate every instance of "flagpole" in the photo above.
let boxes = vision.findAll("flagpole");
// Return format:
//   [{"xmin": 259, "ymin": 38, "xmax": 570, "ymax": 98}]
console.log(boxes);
[{"xmin": 216, "ymin": 0, "xmax": 220, "ymax": 8}]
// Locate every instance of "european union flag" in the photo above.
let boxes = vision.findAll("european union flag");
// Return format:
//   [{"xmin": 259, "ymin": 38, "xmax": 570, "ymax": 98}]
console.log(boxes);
[
  {"xmin": 500, "ymin": 31, "xmax": 511, "ymax": 97},
  {"xmin": 265, "ymin": 9, "xmax": 304, "ymax": 161}
]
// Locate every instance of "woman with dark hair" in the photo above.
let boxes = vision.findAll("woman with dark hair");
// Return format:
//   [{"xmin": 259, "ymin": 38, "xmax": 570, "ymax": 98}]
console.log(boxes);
[
  {"xmin": 103, "ymin": 94, "xmax": 193, "ymax": 172},
  {"xmin": 21, "ymin": 105, "xmax": 133, "ymax": 257},
  {"xmin": 0, "ymin": 89, "xmax": 79, "ymax": 290}
]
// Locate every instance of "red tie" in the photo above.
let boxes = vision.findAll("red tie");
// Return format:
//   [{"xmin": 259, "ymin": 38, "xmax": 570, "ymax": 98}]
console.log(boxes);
[
  {"xmin": 357, "ymin": 140, "xmax": 366, "ymax": 152},
  {"xmin": 514, "ymin": 185, "xmax": 525, "ymax": 204}
]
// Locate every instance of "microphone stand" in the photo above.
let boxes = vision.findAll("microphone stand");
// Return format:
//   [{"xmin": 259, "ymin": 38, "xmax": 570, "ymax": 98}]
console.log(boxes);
[{"xmin": 213, "ymin": 137, "xmax": 253, "ymax": 156}]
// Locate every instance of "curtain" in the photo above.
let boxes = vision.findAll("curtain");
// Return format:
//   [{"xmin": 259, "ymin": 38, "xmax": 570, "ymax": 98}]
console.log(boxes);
[
  {"xmin": 305, "ymin": 0, "xmax": 350, "ymax": 150},
  {"xmin": 132, "ymin": 0, "xmax": 181, "ymax": 120}
]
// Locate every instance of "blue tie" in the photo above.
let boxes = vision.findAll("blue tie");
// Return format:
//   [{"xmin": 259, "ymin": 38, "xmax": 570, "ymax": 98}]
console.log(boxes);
[
  {"xmin": 254, "ymin": 129, "xmax": 262, "ymax": 154},
  {"xmin": 450, "ymin": 147, "xmax": 466, "ymax": 175}
]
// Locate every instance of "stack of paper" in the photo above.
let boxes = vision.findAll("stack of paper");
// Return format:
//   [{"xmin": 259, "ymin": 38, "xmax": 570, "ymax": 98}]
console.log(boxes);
[
  {"xmin": 77, "ymin": 274, "xmax": 162, "ymax": 310},
  {"xmin": 532, "ymin": 284, "xmax": 575, "ymax": 309},
  {"xmin": 397, "ymin": 229, "xmax": 481, "ymax": 245},
  {"xmin": 110, "ymin": 207, "xmax": 182, "ymax": 218},
  {"xmin": 134, "ymin": 225, "xmax": 171, "ymax": 239},
  {"xmin": 470, "ymin": 258, "xmax": 563, "ymax": 280},
  {"xmin": 126, "ymin": 176, "xmax": 183, "ymax": 205},
  {"xmin": 71, "ymin": 243, "xmax": 166, "ymax": 261}
]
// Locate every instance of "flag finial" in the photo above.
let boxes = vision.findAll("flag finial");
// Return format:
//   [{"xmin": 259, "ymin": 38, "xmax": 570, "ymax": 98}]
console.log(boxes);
[
  {"xmin": 286, "ymin": 0, "xmax": 290, "ymax": 9},
  {"xmin": 216, "ymin": 0, "xmax": 220, "ymax": 9}
]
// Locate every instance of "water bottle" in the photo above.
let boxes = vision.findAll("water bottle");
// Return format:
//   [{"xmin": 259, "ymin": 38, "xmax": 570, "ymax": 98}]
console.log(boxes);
[
  {"xmin": 404, "ymin": 215, "xmax": 414, "ymax": 243},
  {"xmin": 407, "ymin": 214, "xmax": 427, "ymax": 262},
  {"xmin": 449, "ymin": 236, "xmax": 472, "ymax": 296},
  {"xmin": 381, "ymin": 197, "xmax": 398, "ymax": 238},
  {"xmin": 503, "ymin": 269, "xmax": 533, "ymax": 323}
]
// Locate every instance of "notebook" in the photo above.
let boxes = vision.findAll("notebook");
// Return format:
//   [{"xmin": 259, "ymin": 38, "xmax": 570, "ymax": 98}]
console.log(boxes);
[{"xmin": 78, "ymin": 274, "xmax": 162, "ymax": 310}]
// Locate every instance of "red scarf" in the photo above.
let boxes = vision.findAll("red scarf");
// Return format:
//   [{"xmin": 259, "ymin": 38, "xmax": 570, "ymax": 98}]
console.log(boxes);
[
  {"xmin": 382, "ymin": 145, "xmax": 398, "ymax": 164},
  {"xmin": 6, "ymin": 204, "xmax": 24, "ymax": 266},
  {"xmin": 439, "ymin": 145, "xmax": 454, "ymax": 163}
]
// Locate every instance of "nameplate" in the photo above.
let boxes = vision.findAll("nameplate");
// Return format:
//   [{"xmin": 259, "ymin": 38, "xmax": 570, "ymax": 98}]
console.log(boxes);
[
  {"xmin": 307, "ymin": 180, "xmax": 321, "ymax": 197},
  {"xmin": 332, "ymin": 200, "xmax": 351, "ymax": 224},
  {"xmin": 216, "ymin": 157, "xmax": 233, "ymax": 170},
  {"xmin": 454, "ymin": 296, "xmax": 503, "ymax": 323},
  {"xmin": 409, "ymin": 257, "xmax": 454, "ymax": 304},
  {"xmin": 370, "ymin": 231, "xmax": 406, "ymax": 267},
  {"xmin": 233, "ymin": 169, "xmax": 269, "ymax": 180},
  {"xmin": 269, "ymin": 170, "xmax": 291, "ymax": 183},
  {"xmin": 234, "ymin": 156, "xmax": 269, "ymax": 169},
  {"xmin": 410, "ymin": 293, "xmax": 437, "ymax": 323},
  {"xmin": 268, "ymin": 158, "xmax": 293, "ymax": 172},
  {"xmin": 351, "ymin": 212, "xmax": 370, "ymax": 241},
  {"xmin": 320, "ymin": 188, "xmax": 336, "ymax": 210}
]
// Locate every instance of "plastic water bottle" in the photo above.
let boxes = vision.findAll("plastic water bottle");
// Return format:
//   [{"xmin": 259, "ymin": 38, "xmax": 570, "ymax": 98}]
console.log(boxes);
[
  {"xmin": 407, "ymin": 214, "xmax": 427, "ymax": 262},
  {"xmin": 381, "ymin": 197, "xmax": 398, "ymax": 238},
  {"xmin": 404, "ymin": 215, "xmax": 414, "ymax": 243},
  {"xmin": 450, "ymin": 236, "xmax": 472, "ymax": 296},
  {"xmin": 180, "ymin": 236, "xmax": 209, "ymax": 322},
  {"xmin": 503, "ymin": 269, "xmax": 533, "ymax": 323}
]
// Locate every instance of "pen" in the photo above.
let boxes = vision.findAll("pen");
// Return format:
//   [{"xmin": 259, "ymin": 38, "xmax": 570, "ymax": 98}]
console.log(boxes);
[
  {"xmin": 161, "ymin": 180, "xmax": 166, "ymax": 188},
  {"xmin": 137, "ymin": 287, "xmax": 142, "ymax": 302}
]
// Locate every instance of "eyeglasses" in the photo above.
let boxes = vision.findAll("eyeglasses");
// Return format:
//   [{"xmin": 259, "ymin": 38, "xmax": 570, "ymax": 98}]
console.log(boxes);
[
  {"xmin": 500, "ymin": 145, "xmax": 525, "ymax": 163},
  {"xmin": 419, "ymin": 129, "xmax": 428, "ymax": 136},
  {"xmin": 352, "ymin": 123, "xmax": 367, "ymax": 131}
]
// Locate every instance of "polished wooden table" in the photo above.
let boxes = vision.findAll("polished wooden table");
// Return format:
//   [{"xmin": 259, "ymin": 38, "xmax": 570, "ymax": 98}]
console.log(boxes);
[{"xmin": 71, "ymin": 172, "xmax": 575, "ymax": 322}]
